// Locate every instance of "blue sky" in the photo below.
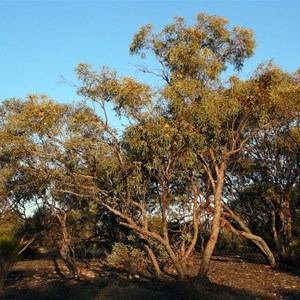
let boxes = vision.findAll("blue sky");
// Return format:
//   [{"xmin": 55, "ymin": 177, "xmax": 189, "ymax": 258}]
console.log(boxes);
[{"xmin": 1, "ymin": 0, "xmax": 300, "ymax": 104}]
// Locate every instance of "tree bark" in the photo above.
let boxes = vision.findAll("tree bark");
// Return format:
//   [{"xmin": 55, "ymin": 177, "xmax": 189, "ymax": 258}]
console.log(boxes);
[
  {"xmin": 57, "ymin": 213, "xmax": 79, "ymax": 278},
  {"xmin": 223, "ymin": 203, "xmax": 276, "ymax": 266},
  {"xmin": 163, "ymin": 242, "xmax": 186, "ymax": 281},
  {"xmin": 221, "ymin": 216, "xmax": 276, "ymax": 267},
  {"xmin": 143, "ymin": 244, "xmax": 162, "ymax": 278},
  {"xmin": 283, "ymin": 190, "xmax": 295, "ymax": 262},
  {"xmin": 183, "ymin": 177, "xmax": 200, "ymax": 261},
  {"xmin": 271, "ymin": 190, "xmax": 295, "ymax": 263},
  {"xmin": 241, "ymin": 232, "xmax": 276, "ymax": 266},
  {"xmin": 197, "ymin": 161, "xmax": 226, "ymax": 279},
  {"xmin": 271, "ymin": 210, "xmax": 281, "ymax": 255}
]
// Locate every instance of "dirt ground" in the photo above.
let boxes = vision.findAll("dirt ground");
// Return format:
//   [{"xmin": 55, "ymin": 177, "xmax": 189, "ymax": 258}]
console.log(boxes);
[{"xmin": 1, "ymin": 254, "xmax": 299, "ymax": 300}]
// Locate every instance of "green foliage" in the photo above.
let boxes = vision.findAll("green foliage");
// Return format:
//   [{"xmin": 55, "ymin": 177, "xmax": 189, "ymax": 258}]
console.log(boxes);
[
  {"xmin": 76, "ymin": 64, "xmax": 152, "ymax": 120},
  {"xmin": 107, "ymin": 242, "xmax": 150, "ymax": 274},
  {"xmin": 130, "ymin": 13, "xmax": 255, "ymax": 80},
  {"xmin": 0, "ymin": 235, "xmax": 21, "ymax": 290},
  {"xmin": 0, "ymin": 210, "xmax": 23, "ymax": 238},
  {"xmin": 0, "ymin": 11, "xmax": 299, "ymax": 280},
  {"xmin": 218, "ymin": 229, "xmax": 247, "ymax": 252},
  {"xmin": 0, "ymin": 235, "xmax": 20, "ymax": 261}
]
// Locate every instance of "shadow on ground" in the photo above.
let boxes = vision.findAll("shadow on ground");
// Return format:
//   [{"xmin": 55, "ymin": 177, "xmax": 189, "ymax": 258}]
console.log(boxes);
[
  {"xmin": 1, "ymin": 275, "xmax": 268, "ymax": 300},
  {"xmin": 2, "ymin": 256, "xmax": 300, "ymax": 300},
  {"xmin": 274, "ymin": 263, "xmax": 300, "ymax": 277},
  {"xmin": 278, "ymin": 288, "xmax": 300, "ymax": 300}
]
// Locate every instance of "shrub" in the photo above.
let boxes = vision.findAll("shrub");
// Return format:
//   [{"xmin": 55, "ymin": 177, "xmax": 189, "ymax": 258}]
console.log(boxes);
[
  {"xmin": 0, "ymin": 235, "xmax": 21, "ymax": 290},
  {"xmin": 107, "ymin": 242, "xmax": 149, "ymax": 274},
  {"xmin": 218, "ymin": 229, "xmax": 248, "ymax": 252}
]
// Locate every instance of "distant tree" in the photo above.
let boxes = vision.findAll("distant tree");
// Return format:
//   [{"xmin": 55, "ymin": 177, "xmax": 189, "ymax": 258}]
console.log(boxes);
[
  {"xmin": 0, "ymin": 96, "xmax": 107, "ymax": 278},
  {"xmin": 231, "ymin": 115, "xmax": 300, "ymax": 262}
]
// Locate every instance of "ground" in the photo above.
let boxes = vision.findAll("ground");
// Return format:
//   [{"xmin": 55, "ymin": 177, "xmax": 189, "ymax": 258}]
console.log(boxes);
[{"xmin": 1, "ymin": 254, "xmax": 299, "ymax": 300}]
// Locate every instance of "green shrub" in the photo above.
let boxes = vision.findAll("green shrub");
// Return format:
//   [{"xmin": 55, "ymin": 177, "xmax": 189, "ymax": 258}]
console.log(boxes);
[
  {"xmin": 147, "ymin": 239, "xmax": 169, "ymax": 268},
  {"xmin": 218, "ymin": 229, "xmax": 247, "ymax": 252},
  {"xmin": 0, "ymin": 235, "xmax": 21, "ymax": 290},
  {"xmin": 107, "ymin": 242, "xmax": 149, "ymax": 274}
]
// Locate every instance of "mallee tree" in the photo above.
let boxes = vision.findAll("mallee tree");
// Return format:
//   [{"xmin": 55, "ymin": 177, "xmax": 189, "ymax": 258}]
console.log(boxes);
[{"xmin": 0, "ymin": 12, "xmax": 299, "ymax": 284}]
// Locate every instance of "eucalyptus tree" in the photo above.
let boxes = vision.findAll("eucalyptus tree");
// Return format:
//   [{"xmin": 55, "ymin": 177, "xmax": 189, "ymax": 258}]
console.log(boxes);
[
  {"xmin": 232, "ymin": 113, "xmax": 300, "ymax": 263},
  {"xmin": 0, "ymin": 99, "xmax": 24, "ymax": 219},
  {"xmin": 128, "ymin": 13, "xmax": 292, "ymax": 279},
  {"xmin": 0, "ymin": 95, "xmax": 109, "ymax": 277},
  {"xmin": 75, "ymin": 13, "xmax": 257, "ymax": 280},
  {"xmin": 75, "ymin": 64, "xmax": 190, "ymax": 279},
  {"xmin": 100, "ymin": 13, "xmax": 299, "ymax": 280}
]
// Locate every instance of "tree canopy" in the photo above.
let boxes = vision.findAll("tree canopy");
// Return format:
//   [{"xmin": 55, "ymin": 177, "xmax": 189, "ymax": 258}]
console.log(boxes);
[{"xmin": 0, "ymin": 12, "xmax": 299, "ymax": 283}]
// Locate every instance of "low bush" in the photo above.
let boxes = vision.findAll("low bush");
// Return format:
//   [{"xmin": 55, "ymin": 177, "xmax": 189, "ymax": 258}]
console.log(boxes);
[
  {"xmin": 217, "ymin": 229, "xmax": 248, "ymax": 252},
  {"xmin": 107, "ymin": 242, "xmax": 149, "ymax": 275},
  {"xmin": 0, "ymin": 235, "xmax": 21, "ymax": 290}
]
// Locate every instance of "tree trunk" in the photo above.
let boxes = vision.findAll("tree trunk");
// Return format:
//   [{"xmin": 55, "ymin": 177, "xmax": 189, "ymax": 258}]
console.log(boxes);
[
  {"xmin": 240, "ymin": 231, "xmax": 276, "ymax": 266},
  {"xmin": 160, "ymin": 180, "xmax": 187, "ymax": 280},
  {"xmin": 164, "ymin": 242, "xmax": 186, "ymax": 281},
  {"xmin": 197, "ymin": 189, "xmax": 222, "ymax": 277},
  {"xmin": 143, "ymin": 244, "xmax": 162, "ymax": 278},
  {"xmin": 223, "ymin": 204, "xmax": 276, "ymax": 266},
  {"xmin": 283, "ymin": 190, "xmax": 295, "ymax": 262},
  {"xmin": 197, "ymin": 162, "xmax": 226, "ymax": 279},
  {"xmin": 272, "ymin": 190, "xmax": 295, "ymax": 263},
  {"xmin": 57, "ymin": 214, "xmax": 79, "ymax": 278},
  {"xmin": 271, "ymin": 210, "xmax": 281, "ymax": 254},
  {"xmin": 182, "ymin": 177, "xmax": 200, "ymax": 266}
]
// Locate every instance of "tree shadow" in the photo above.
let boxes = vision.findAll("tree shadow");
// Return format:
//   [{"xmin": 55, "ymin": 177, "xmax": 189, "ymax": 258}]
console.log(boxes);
[
  {"xmin": 273, "ymin": 262, "xmax": 300, "ymax": 277},
  {"xmin": 177, "ymin": 279, "xmax": 266, "ymax": 300},
  {"xmin": 0, "ymin": 278, "xmax": 98, "ymax": 300},
  {"xmin": 6, "ymin": 269, "xmax": 27, "ymax": 281},
  {"xmin": 210, "ymin": 252, "xmax": 267, "ymax": 265},
  {"xmin": 3, "ymin": 257, "xmax": 298, "ymax": 300},
  {"xmin": 277, "ymin": 288, "xmax": 300, "ymax": 300},
  {"xmin": 1, "ymin": 271, "xmax": 269, "ymax": 300}
]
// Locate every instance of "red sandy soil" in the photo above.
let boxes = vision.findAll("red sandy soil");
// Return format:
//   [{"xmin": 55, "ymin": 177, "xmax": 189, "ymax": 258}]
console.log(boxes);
[{"xmin": 1, "ymin": 254, "xmax": 299, "ymax": 300}]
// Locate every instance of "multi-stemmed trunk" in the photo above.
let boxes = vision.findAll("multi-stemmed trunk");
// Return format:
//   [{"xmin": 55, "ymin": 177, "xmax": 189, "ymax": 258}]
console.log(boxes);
[
  {"xmin": 56, "ymin": 213, "xmax": 79, "ymax": 278},
  {"xmin": 196, "ymin": 160, "xmax": 226, "ymax": 279},
  {"xmin": 222, "ymin": 204, "xmax": 276, "ymax": 266},
  {"xmin": 271, "ymin": 190, "xmax": 295, "ymax": 263}
]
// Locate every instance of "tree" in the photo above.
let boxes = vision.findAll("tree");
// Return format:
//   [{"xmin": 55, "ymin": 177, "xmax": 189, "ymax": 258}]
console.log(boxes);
[
  {"xmin": 75, "ymin": 64, "xmax": 197, "ymax": 279},
  {"xmin": 128, "ymin": 13, "xmax": 300, "ymax": 279},
  {"xmin": 75, "ymin": 13, "xmax": 291, "ymax": 281},
  {"xmin": 0, "ymin": 96, "xmax": 108, "ymax": 278},
  {"xmin": 232, "ymin": 113, "xmax": 300, "ymax": 262},
  {"xmin": 1, "ymin": 12, "xmax": 299, "ymax": 284}
]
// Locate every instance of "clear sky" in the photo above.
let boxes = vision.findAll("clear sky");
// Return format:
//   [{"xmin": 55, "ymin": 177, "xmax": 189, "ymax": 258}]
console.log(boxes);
[{"xmin": 1, "ymin": 0, "xmax": 300, "ymax": 104}]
